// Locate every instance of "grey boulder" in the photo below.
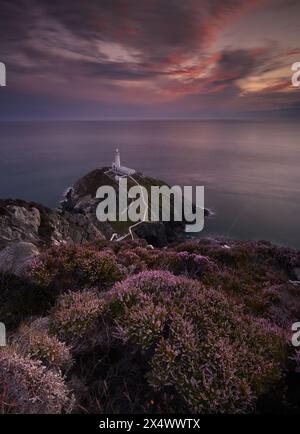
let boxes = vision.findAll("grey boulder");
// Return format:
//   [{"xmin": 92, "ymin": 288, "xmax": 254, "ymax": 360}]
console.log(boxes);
[{"xmin": 0, "ymin": 242, "xmax": 39, "ymax": 277}]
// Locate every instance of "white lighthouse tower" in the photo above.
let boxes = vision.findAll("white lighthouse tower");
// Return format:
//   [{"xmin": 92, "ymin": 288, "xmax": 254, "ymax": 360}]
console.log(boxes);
[
  {"xmin": 111, "ymin": 148, "xmax": 136, "ymax": 176},
  {"xmin": 113, "ymin": 148, "xmax": 121, "ymax": 169}
]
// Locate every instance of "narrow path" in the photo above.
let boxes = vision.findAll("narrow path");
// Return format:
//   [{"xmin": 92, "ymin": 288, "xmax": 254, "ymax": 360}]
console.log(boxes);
[{"xmin": 108, "ymin": 173, "xmax": 150, "ymax": 242}]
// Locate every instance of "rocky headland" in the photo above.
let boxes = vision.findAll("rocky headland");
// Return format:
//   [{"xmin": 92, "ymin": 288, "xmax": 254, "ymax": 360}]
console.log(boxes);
[{"xmin": 0, "ymin": 168, "xmax": 211, "ymax": 275}]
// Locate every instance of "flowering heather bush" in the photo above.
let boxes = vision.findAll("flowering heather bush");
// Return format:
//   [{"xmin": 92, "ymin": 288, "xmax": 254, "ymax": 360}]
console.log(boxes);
[
  {"xmin": 50, "ymin": 289, "xmax": 105, "ymax": 343},
  {"xmin": 75, "ymin": 249, "xmax": 123, "ymax": 285},
  {"xmin": 0, "ymin": 349, "xmax": 74, "ymax": 414},
  {"xmin": 160, "ymin": 250, "xmax": 217, "ymax": 278},
  {"xmin": 109, "ymin": 271, "xmax": 285, "ymax": 413},
  {"xmin": 110, "ymin": 239, "xmax": 148, "ymax": 253},
  {"xmin": 13, "ymin": 323, "xmax": 72, "ymax": 371},
  {"xmin": 116, "ymin": 249, "xmax": 147, "ymax": 273},
  {"xmin": 30, "ymin": 244, "xmax": 123, "ymax": 290},
  {"xmin": 117, "ymin": 246, "xmax": 217, "ymax": 279},
  {"xmin": 175, "ymin": 239, "xmax": 285, "ymax": 271},
  {"xmin": 29, "ymin": 257, "xmax": 56, "ymax": 287},
  {"xmin": 171, "ymin": 240, "xmax": 293, "ymax": 321},
  {"xmin": 114, "ymin": 299, "xmax": 168, "ymax": 350},
  {"xmin": 119, "ymin": 246, "xmax": 163, "ymax": 270},
  {"xmin": 110, "ymin": 270, "xmax": 199, "ymax": 314}
]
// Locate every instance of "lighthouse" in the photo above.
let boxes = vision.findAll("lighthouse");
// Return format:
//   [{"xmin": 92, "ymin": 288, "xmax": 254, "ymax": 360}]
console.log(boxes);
[
  {"xmin": 111, "ymin": 148, "xmax": 136, "ymax": 176},
  {"xmin": 114, "ymin": 148, "xmax": 121, "ymax": 169}
]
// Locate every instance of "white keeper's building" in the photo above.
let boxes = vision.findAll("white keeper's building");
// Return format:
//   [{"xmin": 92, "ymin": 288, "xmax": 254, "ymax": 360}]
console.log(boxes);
[{"xmin": 111, "ymin": 148, "xmax": 136, "ymax": 176}]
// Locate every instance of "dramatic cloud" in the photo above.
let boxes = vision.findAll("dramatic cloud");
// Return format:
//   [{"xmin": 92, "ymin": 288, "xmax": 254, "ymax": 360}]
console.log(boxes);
[{"xmin": 0, "ymin": 0, "xmax": 299, "ymax": 118}]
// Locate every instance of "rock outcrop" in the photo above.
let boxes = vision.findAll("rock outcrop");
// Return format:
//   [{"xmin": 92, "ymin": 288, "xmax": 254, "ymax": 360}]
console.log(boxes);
[
  {"xmin": 0, "ymin": 242, "xmax": 39, "ymax": 277},
  {"xmin": 0, "ymin": 198, "xmax": 105, "ymax": 250}
]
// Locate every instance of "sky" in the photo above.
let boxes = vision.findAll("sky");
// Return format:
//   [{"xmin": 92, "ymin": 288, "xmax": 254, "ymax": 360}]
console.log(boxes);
[{"xmin": 0, "ymin": 0, "xmax": 300, "ymax": 119}]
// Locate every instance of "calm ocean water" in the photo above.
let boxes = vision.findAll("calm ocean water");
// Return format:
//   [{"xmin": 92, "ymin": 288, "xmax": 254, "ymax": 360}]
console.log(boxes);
[{"xmin": 0, "ymin": 120, "xmax": 299, "ymax": 249}]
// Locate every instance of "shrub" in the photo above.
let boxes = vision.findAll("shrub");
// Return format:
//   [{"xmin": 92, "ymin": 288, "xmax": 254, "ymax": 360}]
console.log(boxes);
[
  {"xmin": 109, "ymin": 270, "xmax": 199, "ymax": 316},
  {"xmin": 0, "ymin": 348, "xmax": 74, "ymax": 414},
  {"xmin": 29, "ymin": 244, "xmax": 123, "ymax": 291},
  {"xmin": 29, "ymin": 257, "xmax": 56, "ymax": 287},
  {"xmin": 50, "ymin": 289, "xmax": 105, "ymax": 343},
  {"xmin": 132, "ymin": 247, "xmax": 162, "ymax": 265},
  {"xmin": 161, "ymin": 250, "xmax": 217, "ymax": 278},
  {"xmin": 109, "ymin": 271, "xmax": 285, "ymax": 413},
  {"xmin": 116, "ymin": 249, "xmax": 147, "ymax": 273},
  {"xmin": 114, "ymin": 299, "xmax": 168, "ymax": 350},
  {"xmin": 13, "ymin": 323, "xmax": 72, "ymax": 371},
  {"xmin": 75, "ymin": 249, "xmax": 123, "ymax": 286}
]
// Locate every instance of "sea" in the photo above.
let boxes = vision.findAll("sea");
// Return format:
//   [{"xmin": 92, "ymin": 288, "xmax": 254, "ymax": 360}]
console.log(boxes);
[{"xmin": 0, "ymin": 119, "xmax": 299, "ymax": 249}]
